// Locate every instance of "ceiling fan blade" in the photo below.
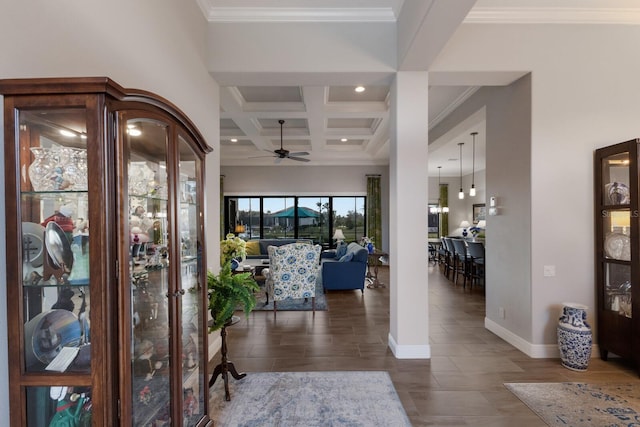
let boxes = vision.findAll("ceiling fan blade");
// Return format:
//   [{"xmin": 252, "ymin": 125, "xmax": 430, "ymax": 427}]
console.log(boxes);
[
  {"xmin": 287, "ymin": 156, "xmax": 310, "ymax": 162},
  {"xmin": 249, "ymin": 154, "xmax": 277, "ymax": 159},
  {"xmin": 274, "ymin": 156, "xmax": 283, "ymax": 164},
  {"xmin": 288, "ymin": 151, "xmax": 309, "ymax": 156}
]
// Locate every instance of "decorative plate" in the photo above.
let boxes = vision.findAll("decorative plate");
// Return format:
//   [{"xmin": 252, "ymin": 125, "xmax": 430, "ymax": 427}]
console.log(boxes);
[
  {"xmin": 604, "ymin": 232, "xmax": 630, "ymax": 261},
  {"xmin": 22, "ymin": 222, "xmax": 46, "ymax": 267},
  {"xmin": 45, "ymin": 221, "xmax": 73, "ymax": 270},
  {"xmin": 23, "ymin": 309, "xmax": 82, "ymax": 366},
  {"xmin": 605, "ymin": 182, "xmax": 630, "ymax": 205}
]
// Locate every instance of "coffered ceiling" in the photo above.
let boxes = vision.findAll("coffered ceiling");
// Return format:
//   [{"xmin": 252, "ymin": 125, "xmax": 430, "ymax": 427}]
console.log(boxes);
[{"xmin": 203, "ymin": 0, "xmax": 639, "ymax": 175}]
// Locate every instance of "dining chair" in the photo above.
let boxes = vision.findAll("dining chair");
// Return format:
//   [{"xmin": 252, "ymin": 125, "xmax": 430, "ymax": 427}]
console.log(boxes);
[
  {"xmin": 451, "ymin": 238, "xmax": 471, "ymax": 289},
  {"xmin": 441, "ymin": 237, "xmax": 454, "ymax": 280},
  {"xmin": 466, "ymin": 241, "xmax": 485, "ymax": 290}
]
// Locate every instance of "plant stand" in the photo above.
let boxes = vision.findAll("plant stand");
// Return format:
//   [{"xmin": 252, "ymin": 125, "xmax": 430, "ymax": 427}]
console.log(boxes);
[{"xmin": 209, "ymin": 316, "xmax": 245, "ymax": 401}]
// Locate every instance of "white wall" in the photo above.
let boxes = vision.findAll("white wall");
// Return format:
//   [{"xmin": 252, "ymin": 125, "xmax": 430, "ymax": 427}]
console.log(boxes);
[
  {"xmin": 433, "ymin": 22, "xmax": 640, "ymax": 353},
  {"xmin": 0, "ymin": 0, "xmax": 221, "ymax": 414},
  {"xmin": 430, "ymin": 78, "xmax": 532, "ymax": 342},
  {"xmin": 206, "ymin": 22, "xmax": 396, "ymax": 84},
  {"xmin": 221, "ymin": 165, "xmax": 390, "ymax": 252}
]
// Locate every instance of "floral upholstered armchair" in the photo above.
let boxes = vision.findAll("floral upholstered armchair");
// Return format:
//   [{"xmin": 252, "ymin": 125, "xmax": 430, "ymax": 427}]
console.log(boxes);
[{"xmin": 264, "ymin": 242, "xmax": 321, "ymax": 312}]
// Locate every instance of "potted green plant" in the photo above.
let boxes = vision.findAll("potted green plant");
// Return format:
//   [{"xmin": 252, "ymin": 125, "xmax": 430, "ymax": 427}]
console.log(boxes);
[{"xmin": 207, "ymin": 263, "xmax": 259, "ymax": 331}]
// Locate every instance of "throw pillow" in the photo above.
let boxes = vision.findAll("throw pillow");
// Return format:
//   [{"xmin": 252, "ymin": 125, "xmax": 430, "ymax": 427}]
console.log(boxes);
[
  {"xmin": 338, "ymin": 252, "xmax": 353, "ymax": 262},
  {"xmin": 336, "ymin": 241, "xmax": 348, "ymax": 259},
  {"xmin": 245, "ymin": 240, "xmax": 260, "ymax": 256}
]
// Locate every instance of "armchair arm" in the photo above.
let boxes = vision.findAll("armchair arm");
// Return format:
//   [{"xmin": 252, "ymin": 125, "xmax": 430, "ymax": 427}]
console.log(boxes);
[{"xmin": 322, "ymin": 261, "xmax": 366, "ymax": 291}]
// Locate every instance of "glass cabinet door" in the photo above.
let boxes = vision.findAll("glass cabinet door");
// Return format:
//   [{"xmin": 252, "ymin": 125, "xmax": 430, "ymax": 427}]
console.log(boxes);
[
  {"xmin": 177, "ymin": 134, "xmax": 205, "ymax": 425},
  {"xmin": 19, "ymin": 107, "xmax": 93, "ymax": 425},
  {"xmin": 125, "ymin": 116, "xmax": 172, "ymax": 426},
  {"xmin": 600, "ymin": 150, "xmax": 632, "ymax": 318}
]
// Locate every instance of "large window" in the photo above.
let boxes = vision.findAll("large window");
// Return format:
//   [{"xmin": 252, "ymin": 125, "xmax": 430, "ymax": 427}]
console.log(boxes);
[{"xmin": 224, "ymin": 195, "xmax": 365, "ymax": 247}]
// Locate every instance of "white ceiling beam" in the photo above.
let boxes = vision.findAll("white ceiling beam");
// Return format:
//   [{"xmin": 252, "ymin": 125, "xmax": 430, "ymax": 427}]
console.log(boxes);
[
  {"xmin": 301, "ymin": 86, "xmax": 329, "ymax": 155},
  {"xmin": 397, "ymin": 0, "xmax": 477, "ymax": 71}
]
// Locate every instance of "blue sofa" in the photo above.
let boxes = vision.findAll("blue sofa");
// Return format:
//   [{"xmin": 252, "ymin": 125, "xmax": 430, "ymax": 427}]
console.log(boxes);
[{"xmin": 321, "ymin": 242, "xmax": 368, "ymax": 293}]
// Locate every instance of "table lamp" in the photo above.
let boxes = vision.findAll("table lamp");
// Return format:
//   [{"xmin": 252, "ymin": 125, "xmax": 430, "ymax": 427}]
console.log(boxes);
[{"xmin": 332, "ymin": 229, "xmax": 345, "ymax": 242}]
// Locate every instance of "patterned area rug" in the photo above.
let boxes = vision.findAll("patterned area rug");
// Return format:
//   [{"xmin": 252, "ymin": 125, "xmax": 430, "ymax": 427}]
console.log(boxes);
[
  {"xmin": 251, "ymin": 282, "xmax": 328, "ymax": 311},
  {"xmin": 505, "ymin": 382, "xmax": 640, "ymax": 426},
  {"xmin": 209, "ymin": 371, "xmax": 411, "ymax": 426}
]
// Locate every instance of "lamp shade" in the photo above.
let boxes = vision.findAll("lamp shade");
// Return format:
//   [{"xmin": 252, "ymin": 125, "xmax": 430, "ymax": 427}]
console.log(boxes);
[
  {"xmin": 332, "ymin": 229, "xmax": 345, "ymax": 241},
  {"xmin": 476, "ymin": 220, "xmax": 486, "ymax": 228},
  {"xmin": 459, "ymin": 220, "xmax": 471, "ymax": 229}
]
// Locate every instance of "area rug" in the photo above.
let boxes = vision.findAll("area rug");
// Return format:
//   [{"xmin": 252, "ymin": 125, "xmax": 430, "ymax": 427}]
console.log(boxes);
[
  {"xmin": 209, "ymin": 371, "xmax": 411, "ymax": 426},
  {"xmin": 505, "ymin": 382, "xmax": 640, "ymax": 426},
  {"xmin": 251, "ymin": 282, "xmax": 328, "ymax": 311}
]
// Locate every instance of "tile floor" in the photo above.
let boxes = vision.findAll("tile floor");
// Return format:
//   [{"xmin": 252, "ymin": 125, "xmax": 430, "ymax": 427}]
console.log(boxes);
[{"xmin": 209, "ymin": 263, "xmax": 639, "ymax": 426}]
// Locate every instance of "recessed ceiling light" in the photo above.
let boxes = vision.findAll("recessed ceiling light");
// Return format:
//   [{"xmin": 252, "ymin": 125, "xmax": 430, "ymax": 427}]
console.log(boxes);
[
  {"xmin": 230, "ymin": 138, "xmax": 238, "ymax": 143},
  {"xmin": 341, "ymin": 138, "xmax": 348, "ymax": 142},
  {"xmin": 127, "ymin": 128, "xmax": 142, "ymax": 137},
  {"xmin": 59, "ymin": 129, "xmax": 76, "ymax": 137},
  {"xmin": 355, "ymin": 86, "xmax": 365, "ymax": 93}
]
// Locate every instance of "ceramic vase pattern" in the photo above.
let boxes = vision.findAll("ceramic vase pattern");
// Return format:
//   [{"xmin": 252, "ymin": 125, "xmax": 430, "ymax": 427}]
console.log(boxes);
[{"xmin": 557, "ymin": 303, "xmax": 593, "ymax": 371}]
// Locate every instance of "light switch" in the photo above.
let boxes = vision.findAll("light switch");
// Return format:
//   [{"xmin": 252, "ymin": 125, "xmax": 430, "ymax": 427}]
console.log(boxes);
[{"xmin": 543, "ymin": 265, "xmax": 556, "ymax": 277}]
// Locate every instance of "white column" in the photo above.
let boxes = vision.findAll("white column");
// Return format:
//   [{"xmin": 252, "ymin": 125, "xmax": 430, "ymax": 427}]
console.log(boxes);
[{"xmin": 388, "ymin": 72, "xmax": 430, "ymax": 358}]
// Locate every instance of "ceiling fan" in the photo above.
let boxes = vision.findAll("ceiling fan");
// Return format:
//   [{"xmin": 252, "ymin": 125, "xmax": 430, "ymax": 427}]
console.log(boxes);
[{"xmin": 258, "ymin": 119, "xmax": 310, "ymax": 163}]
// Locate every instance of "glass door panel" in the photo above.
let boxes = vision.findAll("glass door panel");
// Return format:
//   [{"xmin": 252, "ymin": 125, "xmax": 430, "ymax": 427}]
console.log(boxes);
[
  {"xmin": 177, "ymin": 135, "xmax": 204, "ymax": 425},
  {"xmin": 297, "ymin": 197, "xmax": 329, "ymax": 245},
  {"xmin": 236, "ymin": 197, "xmax": 260, "ymax": 239},
  {"xmin": 263, "ymin": 197, "xmax": 294, "ymax": 238},
  {"xmin": 126, "ymin": 117, "xmax": 172, "ymax": 426},
  {"xmin": 601, "ymin": 152, "xmax": 630, "ymax": 205},
  {"xmin": 19, "ymin": 108, "xmax": 91, "ymax": 376}
]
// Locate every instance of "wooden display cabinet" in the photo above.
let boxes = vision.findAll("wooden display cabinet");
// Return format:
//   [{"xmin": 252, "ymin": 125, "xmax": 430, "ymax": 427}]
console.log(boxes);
[
  {"xmin": 594, "ymin": 138, "xmax": 640, "ymax": 372},
  {"xmin": 1, "ymin": 77, "xmax": 213, "ymax": 426}
]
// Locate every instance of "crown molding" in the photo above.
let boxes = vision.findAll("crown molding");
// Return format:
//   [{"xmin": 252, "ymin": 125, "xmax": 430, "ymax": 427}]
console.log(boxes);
[
  {"xmin": 465, "ymin": 7, "xmax": 640, "ymax": 25},
  {"xmin": 429, "ymin": 86, "xmax": 480, "ymax": 130},
  {"xmin": 198, "ymin": 4, "xmax": 397, "ymax": 23}
]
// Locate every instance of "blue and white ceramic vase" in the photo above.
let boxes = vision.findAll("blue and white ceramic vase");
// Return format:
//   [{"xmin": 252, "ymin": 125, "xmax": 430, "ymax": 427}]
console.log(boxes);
[
  {"xmin": 557, "ymin": 303, "xmax": 592, "ymax": 371},
  {"xmin": 230, "ymin": 258, "xmax": 240, "ymax": 270}
]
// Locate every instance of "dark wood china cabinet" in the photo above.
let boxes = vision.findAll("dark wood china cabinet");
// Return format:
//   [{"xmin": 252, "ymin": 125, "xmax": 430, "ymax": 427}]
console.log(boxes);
[
  {"xmin": 594, "ymin": 139, "xmax": 640, "ymax": 373},
  {"xmin": 1, "ymin": 77, "xmax": 213, "ymax": 426}
]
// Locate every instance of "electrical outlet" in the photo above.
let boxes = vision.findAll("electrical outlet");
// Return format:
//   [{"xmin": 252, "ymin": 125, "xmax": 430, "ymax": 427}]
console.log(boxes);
[
  {"xmin": 498, "ymin": 307, "xmax": 506, "ymax": 319},
  {"xmin": 543, "ymin": 265, "xmax": 556, "ymax": 277}
]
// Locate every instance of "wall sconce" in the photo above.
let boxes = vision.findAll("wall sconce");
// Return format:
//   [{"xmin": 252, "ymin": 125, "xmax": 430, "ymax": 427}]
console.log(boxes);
[{"xmin": 489, "ymin": 196, "xmax": 499, "ymax": 216}]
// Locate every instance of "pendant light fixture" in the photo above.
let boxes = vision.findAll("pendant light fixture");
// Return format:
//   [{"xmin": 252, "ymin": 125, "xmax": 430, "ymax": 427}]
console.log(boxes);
[
  {"xmin": 458, "ymin": 142, "xmax": 465, "ymax": 200},
  {"xmin": 469, "ymin": 132, "xmax": 478, "ymax": 197}
]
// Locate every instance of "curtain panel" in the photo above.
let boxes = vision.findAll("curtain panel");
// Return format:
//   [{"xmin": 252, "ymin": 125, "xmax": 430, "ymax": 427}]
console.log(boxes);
[{"xmin": 366, "ymin": 175, "xmax": 382, "ymax": 249}]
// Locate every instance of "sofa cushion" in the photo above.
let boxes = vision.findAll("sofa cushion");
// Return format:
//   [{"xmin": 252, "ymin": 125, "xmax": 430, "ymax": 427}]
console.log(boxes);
[
  {"xmin": 336, "ymin": 241, "xmax": 348, "ymax": 258},
  {"xmin": 346, "ymin": 242, "xmax": 369, "ymax": 263},
  {"xmin": 245, "ymin": 240, "xmax": 260, "ymax": 255},
  {"xmin": 338, "ymin": 252, "xmax": 353, "ymax": 262}
]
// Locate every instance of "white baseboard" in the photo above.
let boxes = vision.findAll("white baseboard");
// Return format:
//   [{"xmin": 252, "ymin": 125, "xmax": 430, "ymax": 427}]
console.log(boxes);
[
  {"xmin": 388, "ymin": 333, "xmax": 430, "ymax": 359},
  {"xmin": 484, "ymin": 317, "xmax": 600, "ymax": 358}
]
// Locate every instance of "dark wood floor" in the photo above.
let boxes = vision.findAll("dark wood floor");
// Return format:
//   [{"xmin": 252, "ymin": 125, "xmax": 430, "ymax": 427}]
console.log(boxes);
[{"xmin": 210, "ymin": 263, "xmax": 639, "ymax": 426}]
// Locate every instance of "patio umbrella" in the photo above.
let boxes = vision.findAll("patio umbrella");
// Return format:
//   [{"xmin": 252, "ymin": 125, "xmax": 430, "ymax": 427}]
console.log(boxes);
[{"xmin": 272, "ymin": 206, "xmax": 319, "ymax": 218}]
